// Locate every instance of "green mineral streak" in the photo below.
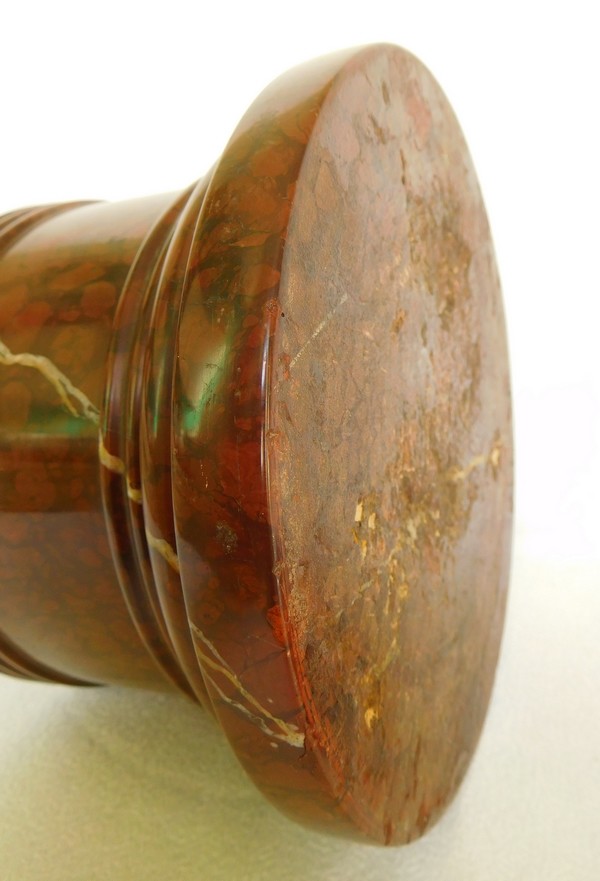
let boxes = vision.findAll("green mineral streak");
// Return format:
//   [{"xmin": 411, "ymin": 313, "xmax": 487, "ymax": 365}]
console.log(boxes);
[
  {"xmin": 181, "ymin": 338, "xmax": 228, "ymax": 436},
  {"xmin": 27, "ymin": 406, "xmax": 96, "ymax": 438}
]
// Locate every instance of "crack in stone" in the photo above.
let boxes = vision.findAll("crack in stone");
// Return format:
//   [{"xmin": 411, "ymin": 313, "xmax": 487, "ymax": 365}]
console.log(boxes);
[
  {"xmin": 446, "ymin": 440, "xmax": 503, "ymax": 483},
  {"xmin": 0, "ymin": 339, "xmax": 100, "ymax": 424},
  {"xmin": 191, "ymin": 623, "xmax": 305, "ymax": 748},
  {"xmin": 289, "ymin": 291, "xmax": 348, "ymax": 370},
  {"xmin": 367, "ymin": 437, "xmax": 507, "ymax": 623},
  {"xmin": 202, "ymin": 670, "xmax": 303, "ymax": 747}
]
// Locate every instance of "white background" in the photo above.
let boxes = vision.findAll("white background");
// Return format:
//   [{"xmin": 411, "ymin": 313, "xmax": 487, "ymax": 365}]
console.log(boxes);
[{"xmin": 0, "ymin": 2, "xmax": 598, "ymax": 879}]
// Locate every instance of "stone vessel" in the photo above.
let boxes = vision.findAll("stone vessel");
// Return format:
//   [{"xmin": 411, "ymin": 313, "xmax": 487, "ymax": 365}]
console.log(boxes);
[{"xmin": 0, "ymin": 44, "xmax": 513, "ymax": 845}]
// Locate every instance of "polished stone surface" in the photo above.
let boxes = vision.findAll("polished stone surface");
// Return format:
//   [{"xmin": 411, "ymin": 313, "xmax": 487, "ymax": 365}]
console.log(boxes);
[{"xmin": 0, "ymin": 44, "xmax": 512, "ymax": 844}]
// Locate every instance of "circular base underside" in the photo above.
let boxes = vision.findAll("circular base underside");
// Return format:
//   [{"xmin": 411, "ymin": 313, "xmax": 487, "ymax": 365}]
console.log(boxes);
[
  {"xmin": 174, "ymin": 43, "xmax": 512, "ymax": 845},
  {"xmin": 270, "ymin": 47, "xmax": 512, "ymax": 843}
]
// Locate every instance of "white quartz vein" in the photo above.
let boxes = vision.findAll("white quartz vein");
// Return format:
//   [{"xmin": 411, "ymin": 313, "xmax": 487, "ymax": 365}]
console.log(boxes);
[
  {"xmin": 98, "ymin": 437, "xmax": 125, "ymax": 473},
  {"xmin": 190, "ymin": 623, "xmax": 304, "ymax": 748},
  {"xmin": 0, "ymin": 339, "xmax": 100, "ymax": 424},
  {"xmin": 145, "ymin": 531, "xmax": 181, "ymax": 573},
  {"xmin": 98, "ymin": 439, "xmax": 143, "ymax": 504}
]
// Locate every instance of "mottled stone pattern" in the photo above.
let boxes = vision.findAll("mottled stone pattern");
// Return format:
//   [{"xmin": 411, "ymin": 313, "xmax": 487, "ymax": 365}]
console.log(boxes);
[
  {"xmin": 137, "ymin": 179, "xmax": 213, "ymax": 707},
  {"xmin": 172, "ymin": 53, "xmax": 360, "ymax": 832},
  {"xmin": 271, "ymin": 47, "xmax": 513, "ymax": 843},
  {"xmin": 0, "ymin": 44, "xmax": 512, "ymax": 846},
  {"xmin": 0, "ymin": 196, "xmax": 178, "ymax": 688},
  {"xmin": 99, "ymin": 183, "xmax": 211, "ymax": 702}
]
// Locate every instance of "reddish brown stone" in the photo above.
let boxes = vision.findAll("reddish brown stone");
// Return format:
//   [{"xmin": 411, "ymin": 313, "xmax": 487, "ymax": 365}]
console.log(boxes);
[{"xmin": 0, "ymin": 44, "xmax": 512, "ymax": 845}]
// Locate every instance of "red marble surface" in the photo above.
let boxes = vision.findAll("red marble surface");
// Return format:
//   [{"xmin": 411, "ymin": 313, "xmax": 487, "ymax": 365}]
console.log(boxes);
[{"xmin": 0, "ymin": 44, "xmax": 512, "ymax": 845}]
